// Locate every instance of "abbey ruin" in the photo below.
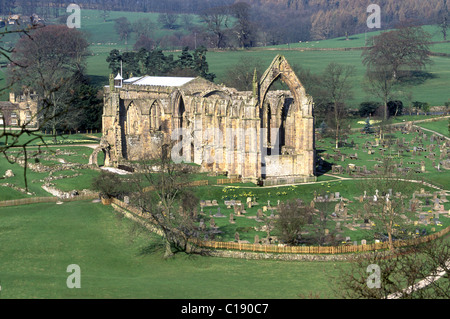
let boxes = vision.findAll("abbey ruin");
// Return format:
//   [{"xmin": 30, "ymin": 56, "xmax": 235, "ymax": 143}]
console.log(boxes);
[{"xmin": 99, "ymin": 55, "xmax": 316, "ymax": 185}]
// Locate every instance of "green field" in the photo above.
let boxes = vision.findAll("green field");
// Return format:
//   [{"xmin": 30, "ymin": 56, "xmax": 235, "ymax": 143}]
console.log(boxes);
[
  {"xmin": 0, "ymin": 200, "xmax": 342, "ymax": 299},
  {"xmin": 416, "ymin": 118, "xmax": 450, "ymax": 137},
  {"xmin": 0, "ymin": 9, "xmax": 449, "ymax": 107}
]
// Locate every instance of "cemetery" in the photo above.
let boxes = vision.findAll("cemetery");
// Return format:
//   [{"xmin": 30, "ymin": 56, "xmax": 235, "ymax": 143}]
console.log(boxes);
[{"xmin": 1, "ymin": 118, "xmax": 450, "ymax": 254}]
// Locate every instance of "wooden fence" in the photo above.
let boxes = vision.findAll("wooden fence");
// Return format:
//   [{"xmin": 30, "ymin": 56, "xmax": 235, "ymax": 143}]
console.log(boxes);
[
  {"xmin": 191, "ymin": 226, "xmax": 450, "ymax": 255},
  {"xmin": 0, "ymin": 194, "xmax": 98, "ymax": 207},
  {"xmin": 110, "ymin": 198, "xmax": 450, "ymax": 255},
  {"xmin": 217, "ymin": 178, "xmax": 242, "ymax": 185}
]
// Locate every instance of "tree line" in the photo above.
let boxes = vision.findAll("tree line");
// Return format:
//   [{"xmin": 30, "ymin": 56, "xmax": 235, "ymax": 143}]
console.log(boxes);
[
  {"xmin": 106, "ymin": 46, "xmax": 216, "ymax": 82},
  {"xmin": 2, "ymin": 1, "xmax": 449, "ymax": 47}
]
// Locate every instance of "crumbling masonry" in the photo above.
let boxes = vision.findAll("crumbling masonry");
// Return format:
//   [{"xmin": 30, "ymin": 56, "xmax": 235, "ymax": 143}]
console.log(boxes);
[{"xmin": 98, "ymin": 55, "xmax": 316, "ymax": 185}]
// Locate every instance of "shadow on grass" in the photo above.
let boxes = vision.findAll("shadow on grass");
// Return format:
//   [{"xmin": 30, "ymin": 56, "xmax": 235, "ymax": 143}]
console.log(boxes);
[
  {"xmin": 315, "ymin": 148, "xmax": 332, "ymax": 177},
  {"xmin": 336, "ymin": 36, "xmax": 359, "ymax": 41},
  {"xmin": 398, "ymin": 70, "xmax": 437, "ymax": 85},
  {"xmin": 137, "ymin": 241, "xmax": 165, "ymax": 256}
]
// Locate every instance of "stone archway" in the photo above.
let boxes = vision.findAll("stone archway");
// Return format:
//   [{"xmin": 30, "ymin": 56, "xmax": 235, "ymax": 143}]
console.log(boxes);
[
  {"xmin": 89, "ymin": 139, "xmax": 111, "ymax": 167},
  {"xmin": 257, "ymin": 55, "xmax": 315, "ymax": 181}
]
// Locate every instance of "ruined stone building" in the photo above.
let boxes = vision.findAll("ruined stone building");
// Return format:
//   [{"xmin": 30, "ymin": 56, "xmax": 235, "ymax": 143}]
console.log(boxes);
[
  {"xmin": 99, "ymin": 55, "xmax": 316, "ymax": 185},
  {"xmin": 0, "ymin": 91, "xmax": 39, "ymax": 127}
]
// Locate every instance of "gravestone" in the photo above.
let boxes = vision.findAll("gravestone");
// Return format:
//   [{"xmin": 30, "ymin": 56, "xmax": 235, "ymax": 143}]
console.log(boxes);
[
  {"xmin": 4, "ymin": 169, "xmax": 14, "ymax": 178},
  {"xmin": 247, "ymin": 197, "xmax": 252, "ymax": 208},
  {"xmin": 257, "ymin": 209, "xmax": 263, "ymax": 220},
  {"xmin": 361, "ymin": 239, "xmax": 367, "ymax": 245}
]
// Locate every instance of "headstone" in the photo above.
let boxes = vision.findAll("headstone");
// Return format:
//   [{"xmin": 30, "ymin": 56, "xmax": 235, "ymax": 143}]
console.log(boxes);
[
  {"xmin": 4, "ymin": 169, "xmax": 14, "ymax": 178},
  {"xmin": 257, "ymin": 209, "xmax": 263, "ymax": 219},
  {"xmin": 124, "ymin": 196, "xmax": 130, "ymax": 204},
  {"xmin": 334, "ymin": 203, "xmax": 340, "ymax": 213},
  {"xmin": 434, "ymin": 198, "xmax": 440, "ymax": 210},
  {"xmin": 361, "ymin": 239, "xmax": 367, "ymax": 245}
]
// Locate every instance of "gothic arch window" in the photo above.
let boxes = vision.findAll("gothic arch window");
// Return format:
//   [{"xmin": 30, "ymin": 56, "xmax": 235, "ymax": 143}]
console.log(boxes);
[{"xmin": 149, "ymin": 101, "xmax": 161, "ymax": 132}]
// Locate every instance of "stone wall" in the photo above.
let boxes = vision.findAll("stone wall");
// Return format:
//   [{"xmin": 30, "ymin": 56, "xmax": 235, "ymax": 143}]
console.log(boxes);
[{"xmin": 102, "ymin": 55, "xmax": 316, "ymax": 184}]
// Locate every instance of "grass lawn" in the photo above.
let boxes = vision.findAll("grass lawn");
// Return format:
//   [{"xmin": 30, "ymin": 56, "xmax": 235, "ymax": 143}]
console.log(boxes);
[
  {"xmin": 415, "ymin": 118, "xmax": 450, "ymax": 137},
  {"xmin": 0, "ymin": 200, "xmax": 343, "ymax": 299}
]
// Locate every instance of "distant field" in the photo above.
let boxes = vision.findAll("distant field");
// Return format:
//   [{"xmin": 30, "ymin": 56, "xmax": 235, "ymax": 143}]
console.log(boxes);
[{"xmin": 0, "ymin": 9, "xmax": 449, "ymax": 107}]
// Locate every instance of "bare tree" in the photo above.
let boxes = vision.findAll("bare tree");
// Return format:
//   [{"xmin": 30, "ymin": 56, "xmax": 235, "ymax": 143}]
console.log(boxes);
[
  {"xmin": 438, "ymin": 0, "xmax": 449, "ymax": 40},
  {"xmin": 362, "ymin": 26, "xmax": 432, "ymax": 81},
  {"xmin": 8, "ymin": 25, "xmax": 89, "ymax": 142},
  {"xmin": 221, "ymin": 57, "xmax": 263, "ymax": 91},
  {"xmin": 334, "ymin": 238, "xmax": 450, "ymax": 299},
  {"xmin": 320, "ymin": 63, "xmax": 355, "ymax": 149},
  {"xmin": 130, "ymin": 143, "xmax": 203, "ymax": 258},
  {"xmin": 275, "ymin": 199, "xmax": 313, "ymax": 245},
  {"xmin": 200, "ymin": 5, "xmax": 231, "ymax": 49},
  {"xmin": 114, "ymin": 17, "xmax": 132, "ymax": 44},
  {"xmin": 363, "ymin": 63, "xmax": 399, "ymax": 122},
  {"xmin": 157, "ymin": 13, "xmax": 179, "ymax": 30},
  {"xmin": 357, "ymin": 158, "xmax": 417, "ymax": 251}
]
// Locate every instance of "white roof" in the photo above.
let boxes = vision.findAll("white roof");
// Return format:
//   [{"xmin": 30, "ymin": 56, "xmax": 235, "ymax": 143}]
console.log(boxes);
[
  {"xmin": 126, "ymin": 76, "xmax": 196, "ymax": 87},
  {"xmin": 123, "ymin": 77, "xmax": 143, "ymax": 83},
  {"xmin": 114, "ymin": 73, "xmax": 123, "ymax": 80}
]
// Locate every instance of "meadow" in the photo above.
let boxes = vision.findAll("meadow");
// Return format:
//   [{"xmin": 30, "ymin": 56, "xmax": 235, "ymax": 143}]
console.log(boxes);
[{"xmin": 0, "ymin": 200, "xmax": 343, "ymax": 299}]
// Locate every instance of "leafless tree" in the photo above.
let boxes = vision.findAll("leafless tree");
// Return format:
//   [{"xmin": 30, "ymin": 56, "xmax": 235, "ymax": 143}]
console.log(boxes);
[
  {"xmin": 320, "ymin": 63, "xmax": 355, "ymax": 149},
  {"xmin": 357, "ymin": 158, "xmax": 417, "ymax": 251},
  {"xmin": 362, "ymin": 26, "xmax": 432, "ymax": 80},
  {"xmin": 200, "ymin": 5, "xmax": 231, "ymax": 49},
  {"xmin": 130, "ymin": 143, "xmax": 204, "ymax": 258},
  {"xmin": 333, "ymin": 237, "xmax": 450, "ymax": 299},
  {"xmin": 275, "ymin": 199, "xmax": 313, "ymax": 245}
]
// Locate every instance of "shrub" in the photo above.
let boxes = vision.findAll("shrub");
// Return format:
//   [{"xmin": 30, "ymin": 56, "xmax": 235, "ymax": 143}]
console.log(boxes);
[
  {"xmin": 412, "ymin": 101, "xmax": 430, "ymax": 113},
  {"xmin": 91, "ymin": 171, "xmax": 126, "ymax": 199},
  {"xmin": 387, "ymin": 100, "xmax": 403, "ymax": 116},
  {"xmin": 359, "ymin": 102, "xmax": 381, "ymax": 117}
]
